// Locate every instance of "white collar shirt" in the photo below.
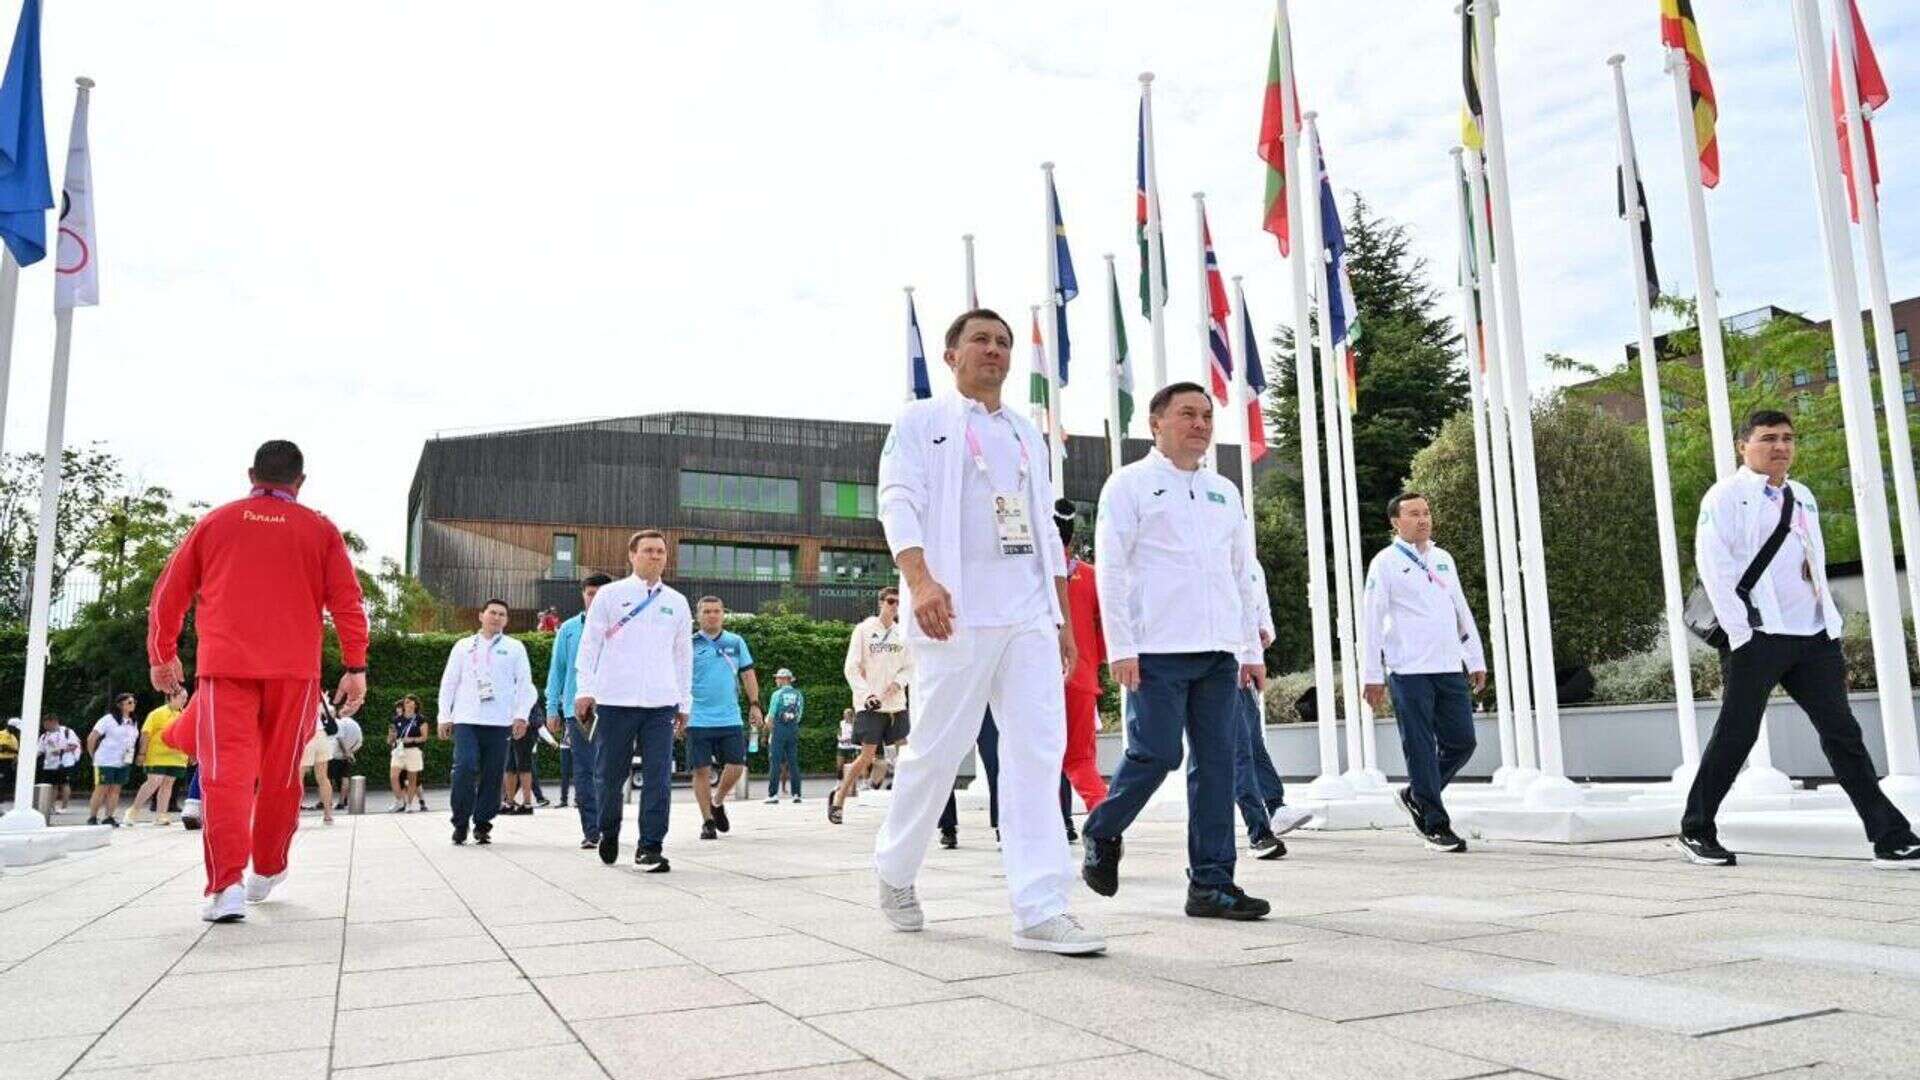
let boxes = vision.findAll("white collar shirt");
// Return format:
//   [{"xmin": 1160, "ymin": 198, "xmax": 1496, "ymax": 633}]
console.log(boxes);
[
  {"xmin": 436, "ymin": 631, "xmax": 537, "ymax": 727},
  {"xmin": 574, "ymin": 575, "xmax": 694, "ymax": 712},
  {"xmin": 956, "ymin": 399, "xmax": 1050, "ymax": 627},
  {"xmin": 91, "ymin": 714, "xmax": 139, "ymax": 766},
  {"xmin": 1361, "ymin": 539, "xmax": 1487, "ymax": 684},
  {"xmin": 1694, "ymin": 467, "xmax": 1841, "ymax": 649},
  {"xmin": 1094, "ymin": 448, "xmax": 1264, "ymax": 662}
]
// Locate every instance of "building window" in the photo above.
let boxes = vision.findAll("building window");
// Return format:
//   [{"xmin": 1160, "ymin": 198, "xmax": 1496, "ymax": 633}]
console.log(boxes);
[
  {"xmin": 819, "ymin": 481, "xmax": 878, "ymax": 519},
  {"xmin": 1826, "ymin": 355, "xmax": 1839, "ymax": 380},
  {"xmin": 678, "ymin": 470, "xmax": 799, "ymax": 513},
  {"xmin": 1795, "ymin": 393, "xmax": 1813, "ymax": 414},
  {"xmin": 1900, "ymin": 330, "xmax": 1912, "ymax": 365},
  {"xmin": 1792, "ymin": 369, "xmax": 1811, "ymax": 387},
  {"xmin": 551, "ymin": 534, "xmax": 577, "ymax": 578},
  {"xmin": 819, "ymin": 548, "xmax": 896, "ymax": 584},
  {"xmin": 1905, "ymin": 373, "xmax": 1916, "ymax": 404},
  {"xmin": 677, "ymin": 541, "xmax": 793, "ymax": 582}
]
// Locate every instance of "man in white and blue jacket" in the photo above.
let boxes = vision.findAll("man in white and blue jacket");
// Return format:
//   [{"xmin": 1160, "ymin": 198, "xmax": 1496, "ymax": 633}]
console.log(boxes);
[{"xmin": 547, "ymin": 572, "xmax": 613, "ymax": 849}]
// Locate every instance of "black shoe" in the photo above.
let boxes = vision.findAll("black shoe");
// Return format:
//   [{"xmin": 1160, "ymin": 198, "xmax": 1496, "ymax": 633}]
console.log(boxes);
[
  {"xmin": 1082, "ymin": 835, "xmax": 1122, "ymax": 897},
  {"xmin": 827, "ymin": 796, "xmax": 843, "ymax": 826},
  {"xmin": 452, "ymin": 823, "xmax": 468, "ymax": 845},
  {"xmin": 1678, "ymin": 833, "xmax": 1735, "ymax": 866},
  {"xmin": 711, "ymin": 804, "xmax": 730, "ymax": 833},
  {"xmin": 940, "ymin": 828, "xmax": 958, "ymax": 850},
  {"xmin": 1423, "ymin": 826, "xmax": 1467, "ymax": 853},
  {"xmin": 1873, "ymin": 841, "xmax": 1920, "ymax": 869},
  {"xmin": 599, "ymin": 833, "xmax": 619, "ymax": 865},
  {"xmin": 1396, "ymin": 786, "xmax": 1423, "ymax": 832},
  {"xmin": 700, "ymin": 821, "xmax": 718, "ymax": 840},
  {"xmin": 86, "ymin": 815, "xmax": 97, "ymax": 825},
  {"xmin": 536, "ymin": 797, "xmax": 551, "ymax": 808},
  {"xmin": 637, "ymin": 849, "xmax": 670, "ymax": 873},
  {"xmin": 1250, "ymin": 835, "xmax": 1287, "ymax": 860},
  {"xmin": 579, "ymin": 837, "xmax": 598, "ymax": 850},
  {"xmin": 1064, "ymin": 821, "xmax": 1079, "ymax": 843},
  {"xmin": 183, "ymin": 815, "xmax": 201, "ymax": 831},
  {"xmin": 558, "ymin": 799, "xmax": 569, "ymax": 808},
  {"xmin": 474, "ymin": 823, "xmax": 492, "ymax": 845},
  {"xmin": 418, "ymin": 799, "xmax": 430, "ymax": 811},
  {"xmin": 104, "ymin": 817, "xmax": 119, "ymax": 828},
  {"xmin": 1186, "ymin": 882, "xmax": 1271, "ymax": 921}
]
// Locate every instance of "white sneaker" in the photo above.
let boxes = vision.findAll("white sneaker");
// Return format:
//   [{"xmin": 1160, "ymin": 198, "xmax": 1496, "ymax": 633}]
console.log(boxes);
[
  {"xmin": 202, "ymin": 884, "xmax": 247, "ymax": 923},
  {"xmin": 244, "ymin": 870, "xmax": 286, "ymax": 903},
  {"xmin": 877, "ymin": 878, "xmax": 925, "ymax": 932},
  {"xmin": 764, "ymin": 797, "xmax": 779, "ymax": 805},
  {"xmin": 1012, "ymin": 913, "xmax": 1106, "ymax": 955},
  {"xmin": 1269, "ymin": 805, "xmax": 1316, "ymax": 837}
]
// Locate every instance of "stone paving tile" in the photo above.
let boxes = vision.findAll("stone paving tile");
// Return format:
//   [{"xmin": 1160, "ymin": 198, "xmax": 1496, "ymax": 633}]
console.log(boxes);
[
  {"xmin": 1117, "ymin": 1001, "xmax": 1497, "ymax": 1080},
  {"xmin": 332, "ymin": 1044, "xmax": 609, "ymax": 1080},
  {"xmin": 1444, "ymin": 969, "xmax": 1826, "ymax": 1035},
  {"xmin": 489, "ymin": 915, "xmax": 652, "ymax": 948},
  {"xmin": 148, "ymin": 961, "xmax": 339, "ymax": 1006},
  {"xmin": 508, "ymin": 936, "xmax": 685, "ymax": 977},
  {"xmin": 1704, "ymin": 1011, "xmax": 1918, "ymax": 1079},
  {"xmin": 977, "ymin": 1052, "xmax": 1224, "ymax": 1080},
  {"xmin": 576, "ymin": 1001, "xmax": 860, "ymax": 1080},
  {"xmin": 342, "ymin": 931, "xmax": 505, "ymax": 972},
  {"xmin": 76, "ymin": 994, "xmax": 334, "ymax": 1070},
  {"xmin": 726, "ymin": 958, "xmax": 972, "ymax": 1017},
  {"xmin": 172, "ymin": 932, "xmax": 344, "ymax": 973},
  {"xmin": 807, "ymin": 996, "xmax": 1125, "ymax": 1079},
  {"xmin": 534, "ymin": 963, "xmax": 760, "ymax": 1020},
  {"xmin": 67, "ymin": 1048, "xmax": 332, "ymax": 1080},
  {"xmin": 333, "ymin": 989, "xmax": 575, "ymax": 1069},
  {"xmin": 337, "ymin": 958, "xmax": 528, "ymax": 1009},
  {"xmin": 1440, "ymin": 927, "xmax": 1745, "ymax": 977},
  {"xmin": 1652, "ymin": 957, "xmax": 1920, "ymax": 1023},
  {"xmin": 670, "ymin": 929, "xmax": 866, "ymax": 973},
  {"xmin": 12, "ymin": 1034, "xmax": 96, "ymax": 1080}
]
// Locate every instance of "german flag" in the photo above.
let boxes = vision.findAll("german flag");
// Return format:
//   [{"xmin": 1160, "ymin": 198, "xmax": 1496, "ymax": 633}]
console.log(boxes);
[
  {"xmin": 1660, "ymin": 0, "xmax": 1720, "ymax": 188},
  {"xmin": 1461, "ymin": 4, "xmax": 1484, "ymax": 152}
]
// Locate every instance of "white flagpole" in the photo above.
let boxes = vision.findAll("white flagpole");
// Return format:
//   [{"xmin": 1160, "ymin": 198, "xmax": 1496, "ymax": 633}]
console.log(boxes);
[
  {"xmin": 1274, "ymin": 0, "xmax": 1347, "ymax": 799},
  {"xmin": 1800, "ymin": 0, "xmax": 1920, "ymax": 788},
  {"xmin": 903, "ymin": 286, "xmax": 918, "ymax": 403},
  {"xmin": 1336, "ymin": 327, "xmax": 1382, "ymax": 781},
  {"xmin": 1193, "ymin": 192, "xmax": 1219, "ymax": 473},
  {"xmin": 1610, "ymin": 57, "xmax": 1701, "ymax": 788},
  {"xmin": 1451, "ymin": 147, "xmax": 1518, "ymax": 787},
  {"xmin": 962, "ymin": 234, "xmax": 978, "ymax": 309},
  {"xmin": 1301, "ymin": 114, "xmax": 1366, "ymax": 787},
  {"xmin": 1663, "ymin": 51, "xmax": 1736, "ymax": 476},
  {"xmin": 1106, "ymin": 255, "xmax": 1127, "ymax": 476},
  {"xmin": 1465, "ymin": 148, "xmax": 1539, "ymax": 784},
  {"xmin": 1472, "ymin": 1, "xmax": 1576, "ymax": 805},
  {"xmin": 1231, "ymin": 275, "xmax": 1257, "ymax": 518},
  {"xmin": 0, "ymin": 249, "xmax": 26, "ymax": 820},
  {"xmin": 1140, "ymin": 73, "xmax": 1169, "ymax": 394},
  {"xmin": 1042, "ymin": 164, "xmax": 1066, "ymax": 486}
]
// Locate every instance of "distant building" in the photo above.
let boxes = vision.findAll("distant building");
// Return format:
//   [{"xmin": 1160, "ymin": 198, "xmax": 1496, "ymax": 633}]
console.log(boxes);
[{"xmin": 407, "ymin": 411, "xmax": 1268, "ymax": 626}]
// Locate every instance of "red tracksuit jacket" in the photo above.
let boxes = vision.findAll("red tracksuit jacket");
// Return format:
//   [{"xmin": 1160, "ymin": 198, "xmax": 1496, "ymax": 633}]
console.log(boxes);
[
  {"xmin": 147, "ymin": 491, "xmax": 370, "ymax": 679},
  {"xmin": 1065, "ymin": 558, "xmax": 1105, "ymax": 696}
]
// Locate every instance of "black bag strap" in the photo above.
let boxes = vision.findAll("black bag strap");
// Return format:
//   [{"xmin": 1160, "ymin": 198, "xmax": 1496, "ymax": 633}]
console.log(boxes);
[{"xmin": 1734, "ymin": 485, "xmax": 1797, "ymax": 624}]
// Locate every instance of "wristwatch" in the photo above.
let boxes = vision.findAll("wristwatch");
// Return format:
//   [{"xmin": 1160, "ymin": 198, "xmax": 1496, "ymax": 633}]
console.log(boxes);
[{"xmin": 343, "ymin": 666, "xmax": 367, "ymax": 674}]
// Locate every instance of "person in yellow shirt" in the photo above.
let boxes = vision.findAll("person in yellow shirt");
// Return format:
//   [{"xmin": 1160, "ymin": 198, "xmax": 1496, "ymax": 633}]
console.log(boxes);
[
  {"xmin": 0, "ymin": 719, "xmax": 19, "ymax": 797},
  {"xmin": 127, "ymin": 688, "xmax": 191, "ymax": 825}
]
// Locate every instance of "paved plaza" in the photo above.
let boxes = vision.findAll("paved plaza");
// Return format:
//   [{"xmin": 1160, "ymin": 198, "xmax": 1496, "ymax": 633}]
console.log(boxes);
[{"xmin": 6, "ymin": 789, "xmax": 1920, "ymax": 1080}]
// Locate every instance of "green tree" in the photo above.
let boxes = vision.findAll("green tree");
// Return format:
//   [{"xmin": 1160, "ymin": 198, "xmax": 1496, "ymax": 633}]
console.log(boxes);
[
  {"xmin": 1408, "ymin": 394, "xmax": 1662, "ymax": 668},
  {"xmin": 0, "ymin": 446, "xmax": 129, "ymax": 624}
]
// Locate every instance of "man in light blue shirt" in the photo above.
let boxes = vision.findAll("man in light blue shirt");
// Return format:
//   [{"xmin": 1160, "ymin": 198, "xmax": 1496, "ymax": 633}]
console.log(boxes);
[
  {"xmin": 765, "ymin": 668, "xmax": 805, "ymax": 803},
  {"xmin": 546, "ymin": 572, "xmax": 613, "ymax": 850},
  {"xmin": 688, "ymin": 596, "xmax": 763, "ymax": 840}
]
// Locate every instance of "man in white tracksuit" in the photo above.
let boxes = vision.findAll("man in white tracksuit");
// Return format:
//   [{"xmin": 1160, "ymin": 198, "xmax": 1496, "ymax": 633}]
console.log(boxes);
[
  {"xmin": 437, "ymin": 600, "xmax": 539, "ymax": 847},
  {"xmin": 871, "ymin": 307, "xmax": 1103, "ymax": 956}
]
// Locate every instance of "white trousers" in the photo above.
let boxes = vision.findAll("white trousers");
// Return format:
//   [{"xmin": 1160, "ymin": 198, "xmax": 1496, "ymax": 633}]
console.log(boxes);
[{"xmin": 874, "ymin": 618, "xmax": 1074, "ymax": 930}]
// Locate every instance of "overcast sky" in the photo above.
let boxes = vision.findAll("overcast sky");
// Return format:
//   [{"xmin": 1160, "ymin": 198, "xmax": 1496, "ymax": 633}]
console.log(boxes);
[{"xmin": 11, "ymin": 1, "xmax": 1917, "ymax": 566}]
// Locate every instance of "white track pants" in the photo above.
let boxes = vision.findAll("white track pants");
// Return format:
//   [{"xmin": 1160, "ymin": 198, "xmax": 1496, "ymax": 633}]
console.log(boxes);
[{"xmin": 874, "ymin": 617, "xmax": 1074, "ymax": 930}]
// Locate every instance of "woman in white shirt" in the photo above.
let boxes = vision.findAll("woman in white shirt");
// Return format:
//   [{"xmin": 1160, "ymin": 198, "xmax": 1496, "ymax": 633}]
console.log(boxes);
[{"xmin": 87, "ymin": 693, "xmax": 142, "ymax": 826}]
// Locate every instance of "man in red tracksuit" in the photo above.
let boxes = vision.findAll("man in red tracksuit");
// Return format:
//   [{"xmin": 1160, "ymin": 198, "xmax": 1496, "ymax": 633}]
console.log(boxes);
[
  {"xmin": 148, "ymin": 440, "xmax": 369, "ymax": 923},
  {"xmin": 1055, "ymin": 500, "xmax": 1108, "ymax": 815}
]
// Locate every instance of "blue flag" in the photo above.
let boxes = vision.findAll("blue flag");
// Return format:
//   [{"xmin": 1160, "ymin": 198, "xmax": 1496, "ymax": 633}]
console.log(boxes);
[
  {"xmin": 1317, "ymin": 134, "xmax": 1355, "ymax": 349},
  {"xmin": 0, "ymin": 0, "xmax": 49, "ymax": 266},
  {"xmin": 906, "ymin": 293, "xmax": 930, "ymax": 401},
  {"xmin": 1049, "ymin": 172, "xmax": 1077, "ymax": 386},
  {"xmin": 1240, "ymin": 297, "xmax": 1266, "ymax": 395}
]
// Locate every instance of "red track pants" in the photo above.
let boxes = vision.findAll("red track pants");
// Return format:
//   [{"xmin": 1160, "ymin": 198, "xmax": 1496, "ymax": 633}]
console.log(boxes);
[
  {"xmin": 1063, "ymin": 687, "xmax": 1108, "ymax": 811},
  {"xmin": 167, "ymin": 678, "xmax": 319, "ymax": 896}
]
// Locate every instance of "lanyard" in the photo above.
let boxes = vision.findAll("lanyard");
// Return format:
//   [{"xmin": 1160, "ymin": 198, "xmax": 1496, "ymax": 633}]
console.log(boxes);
[
  {"xmin": 698, "ymin": 631, "xmax": 740, "ymax": 674},
  {"xmin": 963, "ymin": 415, "xmax": 1029, "ymax": 486},
  {"xmin": 1763, "ymin": 485, "xmax": 1822, "ymax": 598},
  {"xmin": 249, "ymin": 485, "xmax": 298, "ymax": 503},
  {"xmin": 469, "ymin": 634, "xmax": 500, "ymax": 676},
  {"xmin": 1394, "ymin": 542, "xmax": 1441, "ymax": 587},
  {"xmin": 605, "ymin": 584, "xmax": 663, "ymax": 640}
]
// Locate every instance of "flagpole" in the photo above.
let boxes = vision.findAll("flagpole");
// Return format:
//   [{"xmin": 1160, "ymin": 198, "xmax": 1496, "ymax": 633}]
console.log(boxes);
[
  {"xmin": 1301, "ymin": 113, "xmax": 1366, "ymax": 788},
  {"xmin": 1192, "ymin": 192, "xmax": 1220, "ymax": 474},
  {"xmin": 1042, "ymin": 164, "xmax": 1066, "ymax": 486},
  {"xmin": 1821, "ymin": 0, "xmax": 1920, "ymax": 790},
  {"xmin": 1450, "ymin": 147, "xmax": 1518, "ymax": 788},
  {"xmin": 1465, "ymin": 148, "xmax": 1539, "ymax": 785},
  {"xmin": 1336, "ymin": 326, "xmax": 1382, "ymax": 781},
  {"xmin": 1611, "ymin": 56, "xmax": 1702, "ymax": 789},
  {"xmin": 962, "ymin": 234, "xmax": 978, "ymax": 309},
  {"xmin": 1105, "ymin": 255, "xmax": 1127, "ymax": 472},
  {"xmin": 1140, "ymin": 73, "xmax": 1169, "ymax": 393},
  {"xmin": 1662, "ymin": 50, "xmax": 1736, "ymax": 477},
  {"xmin": 903, "ymin": 286, "xmax": 918, "ymax": 403},
  {"xmin": 1472, "ymin": 1, "xmax": 1576, "ymax": 805},
  {"xmin": 1274, "ymin": 0, "xmax": 1347, "ymax": 800}
]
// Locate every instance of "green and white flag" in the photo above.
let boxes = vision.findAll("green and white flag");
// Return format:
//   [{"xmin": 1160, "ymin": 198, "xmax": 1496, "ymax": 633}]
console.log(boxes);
[
  {"xmin": 1108, "ymin": 259, "xmax": 1133, "ymax": 431},
  {"xmin": 1028, "ymin": 308, "xmax": 1050, "ymax": 426}
]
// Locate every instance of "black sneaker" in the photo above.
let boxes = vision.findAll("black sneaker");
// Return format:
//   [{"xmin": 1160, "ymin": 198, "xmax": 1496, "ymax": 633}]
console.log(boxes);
[
  {"xmin": 1250, "ymin": 835, "xmax": 1287, "ymax": 860},
  {"xmin": 183, "ymin": 815, "xmax": 201, "ymax": 831},
  {"xmin": 1423, "ymin": 827, "xmax": 1468, "ymax": 853},
  {"xmin": 1082, "ymin": 835, "xmax": 1123, "ymax": 897},
  {"xmin": 558, "ymin": 798, "xmax": 570, "ymax": 809},
  {"xmin": 86, "ymin": 815, "xmax": 97, "ymax": 825},
  {"xmin": 1396, "ymin": 786, "xmax": 1424, "ymax": 832},
  {"xmin": 1185, "ymin": 882, "xmax": 1271, "ymax": 921},
  {"xmin": 1064, "ymin": 821, "xmax": 1079, "ymax": 843},
  {"xmin": 711, "ymin": 804, "xmax": 731, "ymax": 833},
  {"xmin": 940, "ymin": 828, "xmax": 958, "ymax": 850},
  {"xmin": 104, "ymin": 817, "xmax": 119, "ymax": 828},
  {"xmin": 637, "ymin": 849, "xmax": 670, "ymax": 873},
  {"xmin": 418, "ymin": 799, "xmax": 430, "ymax": 812},
  {"xmin": 598, "ymin": 832, "xmax": 619, "ymax": 865},
  {"xmin": 474, "ymin": 823, "xmax": 492, "ymax": 846},
  {"xmin": 536, "ymin": 797, "xmax": 551, "ymax": 808},
  {"xmin": 579, "ymin": 837, "xmax": 597, "ymax": 850},
  {"xmin": 452, "ymin": 823, "xmax": 468, "ymax": 846},
  {"xmin": 1873, "ymin": 842, "xmax": 1920, "ymax": 869},
  {"xmin": 700, "ymin": 820, "xmax": 718, "ymax": 840},
  {"xmin": 1678, "ymin": 833, "xmax": 1736, "ymax": 866}
]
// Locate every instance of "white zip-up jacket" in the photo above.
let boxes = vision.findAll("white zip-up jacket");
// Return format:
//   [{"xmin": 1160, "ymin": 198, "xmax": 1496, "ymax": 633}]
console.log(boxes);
[
  {"xmin": 1695, "ymin": 466, "xmax": 1841, "ymax": 651},
  {"xmin": 1095, "ymin": 448, "xmax": 1264, "ymax": 663},
  {"xmin": 574, "ymin": 574, "xmax": 694, "ymax": 713},
  {"xmin": 844, "ymin": 615, "xmax": 914, "ymax": 712},
  {"xmin": 437, "ymin": 632, "xmax": 538, "ymax": 727},
  {"xmin": 877, "ymin": 390, "xmax": 1067, "ymax": 641},
  {"xmin": 1361, "ymin": 540, "xmax": 1486, "ymax": 684}
]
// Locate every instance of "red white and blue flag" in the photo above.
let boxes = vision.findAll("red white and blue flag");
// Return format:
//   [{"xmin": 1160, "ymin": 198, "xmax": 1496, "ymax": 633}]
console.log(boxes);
[
  {"xmin": 1202, "ymin": 212, "xmax": 1232, "ymax": 404},
  {"xmin": 1238, "ymin": 290, "xmax": 1269, "ymax": 462}
]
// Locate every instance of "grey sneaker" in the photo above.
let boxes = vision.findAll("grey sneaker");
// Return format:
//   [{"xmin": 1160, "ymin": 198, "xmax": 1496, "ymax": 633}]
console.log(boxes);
[
  {"xmin": 1012, "ymin": 913, "xmax": 1106, "ymax": 955},
  {"xmin": 1268, "ymin": 804, "xmax": 1315, "ymax": 836},
  {"xmin": 877, "ymin": 878, "xmax": 925, "ymax": 932}
]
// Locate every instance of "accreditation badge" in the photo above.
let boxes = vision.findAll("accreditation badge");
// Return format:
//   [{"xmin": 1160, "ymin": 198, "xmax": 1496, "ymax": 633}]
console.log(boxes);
[{"xmin": 992, "ymin": 491, "xmax": 1035, "ymax": 556}]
